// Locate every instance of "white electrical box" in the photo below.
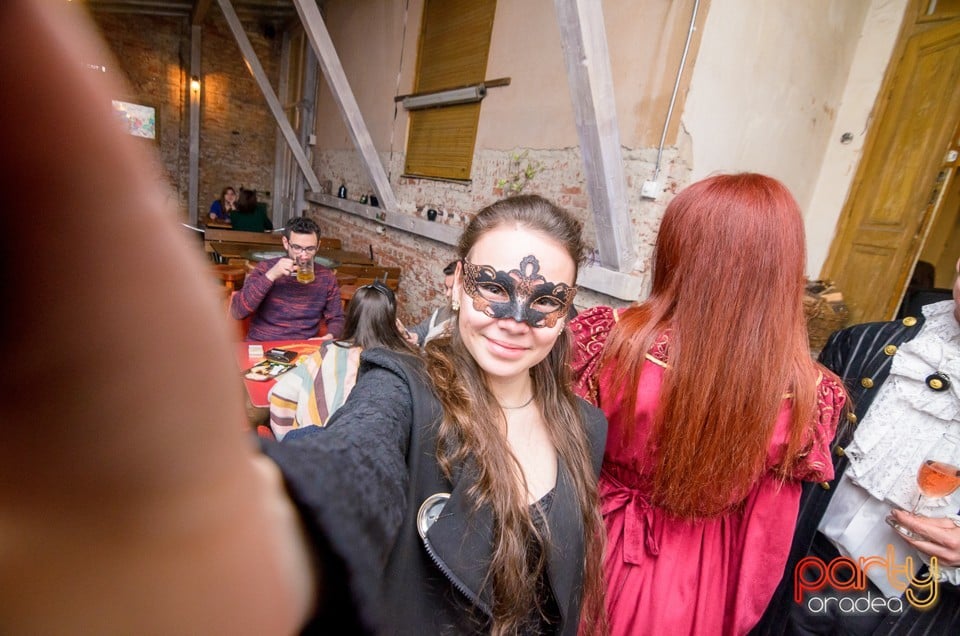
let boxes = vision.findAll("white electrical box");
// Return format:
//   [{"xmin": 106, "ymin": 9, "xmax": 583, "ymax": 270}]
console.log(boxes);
[{"xmin": 641, "ymin": 180, "xmax": 660, "ymax": 199}]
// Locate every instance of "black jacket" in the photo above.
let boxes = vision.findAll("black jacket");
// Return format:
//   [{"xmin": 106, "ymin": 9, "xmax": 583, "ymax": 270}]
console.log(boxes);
[
  {"xmin": 264, "ymin": 348, "xmax": 608, "ymax": 635},
  {"xmin": 754, "ymin": 314, "xmax": 960, "ymax": 634}
]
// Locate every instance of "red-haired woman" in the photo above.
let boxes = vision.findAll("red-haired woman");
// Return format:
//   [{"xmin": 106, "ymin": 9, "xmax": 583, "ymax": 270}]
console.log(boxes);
[{"xmin": 571, "ymin": 173, "xmax": 846, "ymax": 635}]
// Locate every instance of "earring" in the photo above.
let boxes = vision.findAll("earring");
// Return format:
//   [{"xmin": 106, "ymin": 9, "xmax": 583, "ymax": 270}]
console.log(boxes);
[{"xmin": 452, "ymin": 299, "xmax": 460, "ymax": 311}]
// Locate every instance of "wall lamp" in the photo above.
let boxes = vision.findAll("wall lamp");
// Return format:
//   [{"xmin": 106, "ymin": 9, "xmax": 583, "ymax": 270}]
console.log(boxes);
[
  {"xmin": 401, "ymin": 85, "xmax": 486, "ymax": 111},
  {"xmin": 190, "ymin": 75, "xmax": 201, "ymax": 92}
]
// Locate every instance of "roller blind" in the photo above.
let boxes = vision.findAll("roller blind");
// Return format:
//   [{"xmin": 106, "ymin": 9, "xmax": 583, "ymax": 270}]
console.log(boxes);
[{"xmin": 404, "ymin": 0, "xmax": 497, "ymax": 180}]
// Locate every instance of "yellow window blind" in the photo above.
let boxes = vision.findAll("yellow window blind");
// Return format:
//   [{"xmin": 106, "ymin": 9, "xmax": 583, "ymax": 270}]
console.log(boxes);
[{"xmin": 404, "ymin": 0, "xmax": 496, "ymax": 180}]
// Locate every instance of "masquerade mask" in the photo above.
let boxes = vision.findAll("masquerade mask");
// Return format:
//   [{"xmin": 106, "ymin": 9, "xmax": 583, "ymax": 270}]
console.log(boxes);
[{"xmin": 460, "ymin": 255, "xmax": 577, "ymax": 328}]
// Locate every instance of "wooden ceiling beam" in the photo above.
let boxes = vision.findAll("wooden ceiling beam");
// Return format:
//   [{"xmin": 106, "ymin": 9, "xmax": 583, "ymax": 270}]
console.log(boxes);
[
  {"xmin": 292, "ymin": 0, "xmax": 398, "ymax": 214},
  {"xmin": 191, "ymin": 0, "xmax": 212, "ymax": 25},
  {"xmin": 216, "ymin": 0, "xmax": 321, "ymax": 192}
]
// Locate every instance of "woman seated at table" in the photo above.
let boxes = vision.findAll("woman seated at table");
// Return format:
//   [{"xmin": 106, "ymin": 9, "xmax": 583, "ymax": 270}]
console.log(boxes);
[
  {"xmin": 230, "ymin": 188, "xmax": 273, "ymax": 232},
  {"xmin": 268, "ymin": 280, "xmax": 411, "ymax": 440},
  {"xmin": 208, "ymin": 186, "xmax": 237, "ymax": 224}
]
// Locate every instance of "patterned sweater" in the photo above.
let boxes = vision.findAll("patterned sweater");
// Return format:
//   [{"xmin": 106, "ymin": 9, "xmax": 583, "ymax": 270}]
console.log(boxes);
[{"xmin": 230, "ymin": 258, "xmax": 344, "ymax": 341}]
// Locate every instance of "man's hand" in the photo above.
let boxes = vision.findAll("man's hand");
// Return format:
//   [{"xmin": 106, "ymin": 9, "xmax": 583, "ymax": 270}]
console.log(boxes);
[
  {"xmin": 266, "ymin": 257, "xmax": 296, "ymax": 282},
  {"xmin": 890, "ymin": 509, "xmax": 960, "ymax": 566}
]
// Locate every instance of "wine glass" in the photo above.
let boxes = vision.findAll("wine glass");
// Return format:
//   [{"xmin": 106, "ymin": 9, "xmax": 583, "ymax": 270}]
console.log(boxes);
[{"xmin": 887, "ymin": 432, "xmax": 960, "ymax": 541}]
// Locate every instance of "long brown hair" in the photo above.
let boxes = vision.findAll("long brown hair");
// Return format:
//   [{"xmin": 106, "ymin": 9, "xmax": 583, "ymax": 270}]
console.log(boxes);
[
  {"xmin": 424, "ymin": 195, "xmax": 605, "ymax": 634},
  {"xmin": 601, "ymin": 173, "xmax": 833, "ymax": 518},
  {"xmin": 336, "ymin": 281, "xmax": 410, "ymax": 352},
  {"xmin": 218, "ymin": 186, "xmax": 235, "ymax": 217}
]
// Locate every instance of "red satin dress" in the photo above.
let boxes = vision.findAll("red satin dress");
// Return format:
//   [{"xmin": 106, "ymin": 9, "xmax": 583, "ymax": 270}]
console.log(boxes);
[{"xmin": 571, "ymin": 306, "xmax": 843, "ymax": 635}]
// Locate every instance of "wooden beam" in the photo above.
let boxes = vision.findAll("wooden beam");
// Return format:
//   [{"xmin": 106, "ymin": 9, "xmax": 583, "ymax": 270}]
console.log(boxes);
[
  {"xmin": 188, "ymin": 25, "xmax": 201, "ymax": 225},
  {"xmin": 554, "ymin": 0, "xmax": 634, "ymax": 272},
  {"xmin": 216, "ymin": 0, "xmax": 321, "ymax": 192},
  {"xmin": 292, "ymin": 0, "xmax": 399, "ymax": 214},
  {"xmin": 271, "ymin": 28, "xmax": 292, "ymax": 223},
  {"xmin": 191, "ymin": 0, "xmax": 212, "ymax": 25}
]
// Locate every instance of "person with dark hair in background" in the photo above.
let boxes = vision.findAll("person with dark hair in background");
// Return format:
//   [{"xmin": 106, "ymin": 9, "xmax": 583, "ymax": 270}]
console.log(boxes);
[
  {"xmin": 571, "ymin": 173, "xmax": 846, "ymax": 635},
  {"xmin": 208, "ymin": 185, "xmax": 237, "ymax": 224},
  {"xmin": 268, "ymin": 280, "xmax": 411, "ymax": 440},
  {"xmin": 231, "ymin": 215, "xmax": 344, "ymax": 340},
  {"xmin": 2, "ymin": 6, "xmax": 606, "ymax": 634},
  {"xmin": 229, "ymin": 188, "xmax": 273, "ymax": 232},
  {"xmin": 404, "ymin": 259, "xmax": 458, "ymax": 348}
]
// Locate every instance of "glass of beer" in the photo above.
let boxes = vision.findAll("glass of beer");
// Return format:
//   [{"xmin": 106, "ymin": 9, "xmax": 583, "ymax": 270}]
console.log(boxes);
[
  {"xmin": 887, "ymin": 432, "xmax": 960, "ymax": 540},
  {"xmin": 296, "ymin": 256, "xmax": 315, "ymax": 284}
]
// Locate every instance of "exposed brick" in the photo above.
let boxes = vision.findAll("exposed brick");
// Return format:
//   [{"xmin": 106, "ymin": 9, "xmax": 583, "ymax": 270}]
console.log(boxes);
[{"xmin": 91, "ymin": 11, "xmax": 281, "ymax": 222}]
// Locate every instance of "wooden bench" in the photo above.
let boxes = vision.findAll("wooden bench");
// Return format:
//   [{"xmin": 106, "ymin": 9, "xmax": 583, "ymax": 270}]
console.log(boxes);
[
  {"xmin": 334, "ymin": 264, "xmax": 401, "ymax": 290},
  {"xmin": 204, "ymin": 227, "xmax": 281, "ymax": 261},
  {"xmin": 317, "ymin": 237, "xmax": 342, "ymax": 249}
]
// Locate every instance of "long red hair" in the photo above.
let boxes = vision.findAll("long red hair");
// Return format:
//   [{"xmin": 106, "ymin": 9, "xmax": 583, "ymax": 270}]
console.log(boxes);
[{"xmin": 601, "ymin": 173, "xmax": 828, "ymax": 518}]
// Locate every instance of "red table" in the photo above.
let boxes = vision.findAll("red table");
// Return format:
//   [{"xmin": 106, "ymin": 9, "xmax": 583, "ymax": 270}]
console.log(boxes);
[{"xmin": 236, "ymin": 339, "xmax": 324, "ymax": 409}]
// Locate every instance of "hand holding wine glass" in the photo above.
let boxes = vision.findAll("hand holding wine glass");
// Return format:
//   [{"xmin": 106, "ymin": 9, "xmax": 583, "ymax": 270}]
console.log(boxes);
[{"xmin": 887, "ymin": 432, "xmax": 960, "ymax": 542}]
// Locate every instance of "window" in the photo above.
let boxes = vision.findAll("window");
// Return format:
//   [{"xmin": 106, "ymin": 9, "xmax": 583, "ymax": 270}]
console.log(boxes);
[{"xmin": 404, "ymin": 0, "xmax": 497, "ymax": 180}]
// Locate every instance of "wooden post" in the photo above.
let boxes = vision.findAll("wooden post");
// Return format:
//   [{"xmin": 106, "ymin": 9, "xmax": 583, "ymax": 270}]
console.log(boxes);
[
  {"xmin": 554, "ymin": 0, "xmax": 634, "ymax": 272},
  {"xmin": 291, "ymin": 0, "xmax": 399, "ymax": 213},
  {"xmin": 216, "ymin": 0, "xmax": 321, "ymax": 193},
  {"xmin": 188, "ymin": 25, "xmax": 201, "ymax": 225}
]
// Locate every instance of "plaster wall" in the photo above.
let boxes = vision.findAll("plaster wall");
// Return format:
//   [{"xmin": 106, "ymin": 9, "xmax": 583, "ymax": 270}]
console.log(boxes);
[
  {"xmin": 683, "ymin": 0, "xmax": 871, "ymax": 218},
  {"xmin": 804, "ymin": 0, "xmax": 910, "ymax": 275},
  {"xmin": 310, "ymin": 0, "xmax": 701, "ymax": 318},
  {"xmin": 307, "ymin": 0, "xmax": 901, "ymax": 318}
]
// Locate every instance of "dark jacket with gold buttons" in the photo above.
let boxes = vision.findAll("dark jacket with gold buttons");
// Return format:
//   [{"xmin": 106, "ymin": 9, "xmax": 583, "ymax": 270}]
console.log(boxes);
[{"xmin": 753, "ymin": 314, "xmax": 960, "ymax": 634}]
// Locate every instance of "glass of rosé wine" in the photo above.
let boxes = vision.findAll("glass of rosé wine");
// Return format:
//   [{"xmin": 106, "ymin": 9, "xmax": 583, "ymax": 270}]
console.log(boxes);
[{"xmin": 887, "ymin": 432, "xmax": 960, "ymax": 541}]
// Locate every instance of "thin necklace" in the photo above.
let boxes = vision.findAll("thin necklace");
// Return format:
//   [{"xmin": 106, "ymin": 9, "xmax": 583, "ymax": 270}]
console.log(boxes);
[{"xmin": 498, "ymin": 394, "xmax": 535, "ymax": 410}]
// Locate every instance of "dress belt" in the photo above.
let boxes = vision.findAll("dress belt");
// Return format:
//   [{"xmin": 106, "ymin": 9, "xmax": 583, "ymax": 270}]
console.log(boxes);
[{"xmin": 599, "ymin": 472, "xmax": 660, "ymax": 562}]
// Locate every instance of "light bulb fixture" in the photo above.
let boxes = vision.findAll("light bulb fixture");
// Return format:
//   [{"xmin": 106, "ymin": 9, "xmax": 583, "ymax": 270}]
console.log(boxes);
[
  {"xmin": 401, "ymin": 85, "xmax": 486, "ymax": 110},
  {"xmin": 190, "ymin": 76, "xmax": 201, "ymax": 92}
]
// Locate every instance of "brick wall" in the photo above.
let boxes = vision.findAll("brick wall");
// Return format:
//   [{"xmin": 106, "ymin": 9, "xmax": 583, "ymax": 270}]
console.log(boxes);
[
  {"xmin": 311, "ymin": 145, "xmax": 692, "ymax": 320},
  {"xmin": 90, "ymin": 10, "xmax": 281, "ymax": 221},
  {"xmin": 198, "ymin": 13, "xmax": 281, "ymax": 219}
]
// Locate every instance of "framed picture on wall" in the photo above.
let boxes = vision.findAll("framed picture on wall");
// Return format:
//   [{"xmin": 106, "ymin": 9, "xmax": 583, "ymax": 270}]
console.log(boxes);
[{"xmin": 111, "ymin": 100, "xmax": 157, "ymax": 140}]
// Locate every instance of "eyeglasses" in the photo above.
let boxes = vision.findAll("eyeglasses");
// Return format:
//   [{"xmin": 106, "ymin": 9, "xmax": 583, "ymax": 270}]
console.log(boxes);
[{"xmin": 289, "ymin": 243, "xmax": 318, "ymax": 254}]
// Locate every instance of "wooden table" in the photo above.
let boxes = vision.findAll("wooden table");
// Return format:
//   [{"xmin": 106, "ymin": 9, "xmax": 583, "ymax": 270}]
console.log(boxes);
[
  {"xmin": 236, "ymin": 340, "xmax": 324, "ymax": 412},
  {"xmin": 205, "ymin": 228, "xmax": 281, "ymax": 261}
]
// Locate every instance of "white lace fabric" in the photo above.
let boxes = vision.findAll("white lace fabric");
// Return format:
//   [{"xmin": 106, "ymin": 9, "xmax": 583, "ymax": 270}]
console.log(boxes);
[{"xmin": 846, "ymin": 301, "xmax": 960, "ymax": 514}]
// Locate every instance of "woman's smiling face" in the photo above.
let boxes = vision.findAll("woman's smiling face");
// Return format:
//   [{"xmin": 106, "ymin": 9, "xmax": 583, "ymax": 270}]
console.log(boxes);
[{"xmin": 454, "ymin": 224, "xmax": 577, "ymax": 385}]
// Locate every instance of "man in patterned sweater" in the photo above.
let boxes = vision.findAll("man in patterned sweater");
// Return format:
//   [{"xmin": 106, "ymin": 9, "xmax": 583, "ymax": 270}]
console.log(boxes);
[{"xmin": 231, "ymin": 216, "xmax": 344, "ymax": 341}]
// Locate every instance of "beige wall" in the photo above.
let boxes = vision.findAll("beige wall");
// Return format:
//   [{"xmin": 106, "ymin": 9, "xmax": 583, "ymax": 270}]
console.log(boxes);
[
  {"xmin": 307, "ymin": 0, "xmax": 905, "ymax": 315},
  {"xmin": 684, "ymin": 0, "xmax": 871, "ymax": 211},
  {"xmin": 683, "ymin": 0, "xmax": 911, "ymax": 277},
  {"xmin": 804, "ymin": 0, "xmax": 910, "ymax": 275}
]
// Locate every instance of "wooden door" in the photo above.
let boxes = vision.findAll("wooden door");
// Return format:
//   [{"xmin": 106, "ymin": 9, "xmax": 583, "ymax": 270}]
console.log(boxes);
[{"xmin": 823, "ymin": 13, "xmax": 960, "ymax": 322}]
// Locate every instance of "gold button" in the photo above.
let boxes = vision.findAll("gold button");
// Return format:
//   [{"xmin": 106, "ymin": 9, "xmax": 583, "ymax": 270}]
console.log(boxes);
[
  {"xmin": 861, "ymin": 377, "xmax": 874, "ymax": 389},
  {"xmin": 834, "ymin": 446, "xmax": 845, "ymax": 457},
  {"xmin": 846, "ymin": 412, "xmax": 857, "ymax": 424},
  {"xmin": 930, "ymin": 377, "xmax": 945, "ymax": 391},
  {"xmin": 902, "ymin": 316, "xmax": 918, "ymax": 327},
  {"xmin": 883, "ymin": 344, "xmax": 898, "ymax": 356},
  {"xmin": 820, "ymin": 482, "xmax": 831, "ymax": 490}
]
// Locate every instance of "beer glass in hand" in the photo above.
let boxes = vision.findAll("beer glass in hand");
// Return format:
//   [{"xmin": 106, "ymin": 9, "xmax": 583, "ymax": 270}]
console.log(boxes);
[
  {"xmin": 296, "ymin": 256, "xmax": 315, "ymax": 284},
  {"xmin": 887, "ymin": 432, "xmax": 960, "ymax": 541}
]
